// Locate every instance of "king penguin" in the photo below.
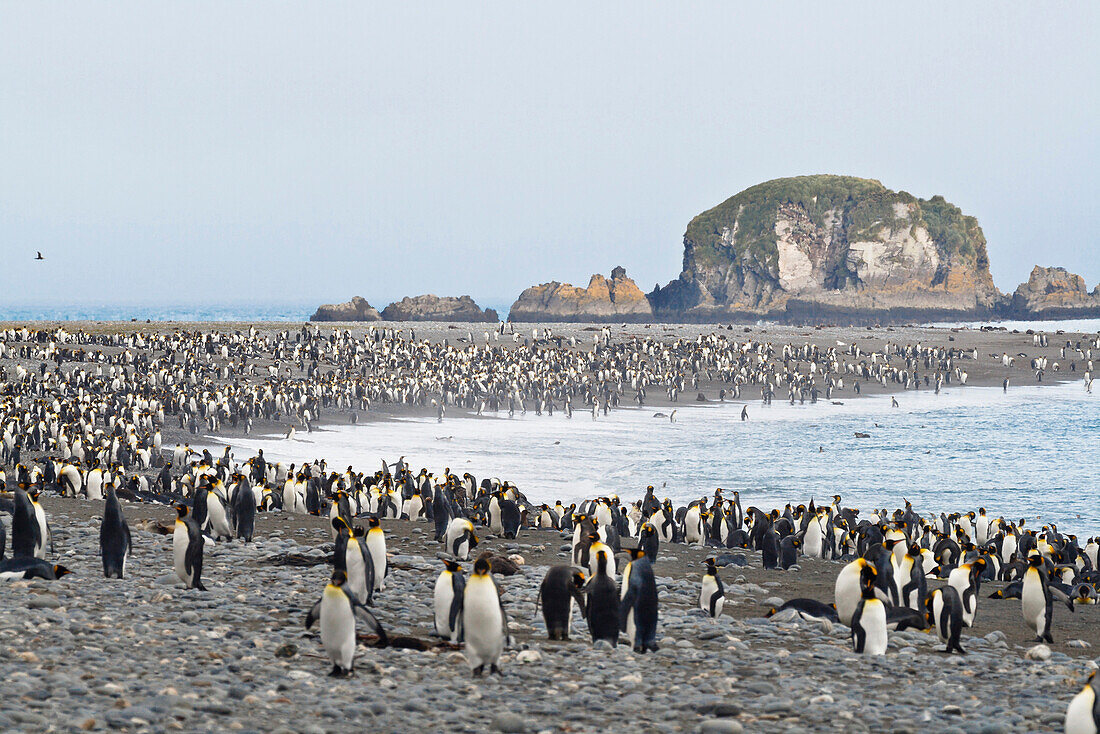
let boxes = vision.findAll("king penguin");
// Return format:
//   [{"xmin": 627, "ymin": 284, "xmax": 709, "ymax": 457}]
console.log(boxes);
[
  {"xmin": 100, "ymin": 483, "xmax": 131, "ymax": 579},
  {"xmin": 172, "ymin": 503, "xmax": 207, "ymax": 590},
  {"xmin": 365, "ymin": 516, "xmax": 387, "ymax": 592},
  {"xmin": 433, "ymin": 559, "xmax": 465, "ymax": 642},
  {"xmin": 620, "ymin": 547, "xmax": 660, "ymax": 653},
  {"xmin": 700, "ymin": 557, "xmax": 725, "ymax": 618},
  {"xmin": 462, "ymin": 555, "xmax": 509, "ymax": 676},
  {"xmin": 1065, "ymin": 670, "xmax": 1100, "ymax": 734},
  {"xmin": 445, "ymin": 517, "xmax": 478, "ymax": 561},
  {"xmin": 850, "ymin": 563, "xmax": 887, "ymax": 655},
  {"xmin": 305, "ymin": 569, "xmax": 387, "ymax": 677},
  {"xmin": 584, "ymin": 549, "xmax": 620, "ymax": 646},
  {"xmin": 332, "ymin": 517, "xmax": 375, "ymax": 606},
  {"xmin": 538, "ymin": 565, "xmax": 587, "ymax": 641},
  {"xmin": 925, "ymin": 585, "xmax": 966, "ymax": 654},
  {"xmin": 1022, "ymin": 553, "xmax": 1055, "ymax": 642},
  {"xmin": 11, "ymin": 485, "xmax": 42, "ymax": 558}
]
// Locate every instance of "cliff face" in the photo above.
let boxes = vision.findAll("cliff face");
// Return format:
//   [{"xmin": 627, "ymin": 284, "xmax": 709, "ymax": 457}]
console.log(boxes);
[
  {"xmin": 310, "ymin": 296, "xmax": 382, "ymax": 322},
  {"xmin": 650, "ymin": 175, "xmax": 1002, "ymax": 322},
  {"xmin": 380, "ymin": 295, "xmax": 498, "ymax": 322},
  {"xmin": 509, "ymin": 266, "xmax": 654, "ymax": 322},
  {"xmin": 1010, "ymin": 266, "xmax": 1100, "ymax": 318}
]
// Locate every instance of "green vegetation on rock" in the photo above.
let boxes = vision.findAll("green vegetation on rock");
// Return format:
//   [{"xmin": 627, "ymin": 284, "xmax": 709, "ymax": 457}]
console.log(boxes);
[{"xmin": 684, "ymin": 175, "xmax": 987, "ymax": 273}]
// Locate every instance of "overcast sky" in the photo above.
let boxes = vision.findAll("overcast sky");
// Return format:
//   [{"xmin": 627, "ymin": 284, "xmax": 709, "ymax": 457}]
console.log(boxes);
[{"xmin": 2, "ymin": 3, "xmax": 1097, "ymax": 309}]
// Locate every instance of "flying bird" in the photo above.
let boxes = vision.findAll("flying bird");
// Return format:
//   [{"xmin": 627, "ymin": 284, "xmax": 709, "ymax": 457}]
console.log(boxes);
[{"xmin": 35, "ymin": 251, "xmax": 44, "ymax": 260}]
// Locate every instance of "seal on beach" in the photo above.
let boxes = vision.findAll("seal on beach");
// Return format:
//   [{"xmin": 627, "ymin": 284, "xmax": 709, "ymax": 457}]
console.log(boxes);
[
  {"xmin": 172, "ymin": 503, "xmax": 207, "ymax": 591},
  {"xmin": 700, "ymin": 557, "xmax": 725, "ymax": 618},
  {"xmin": 99, "ymin": 484, "xmax": 131, "ymax": 579},
  {"xmin": 461, "ymin": 556, "xmax": 508, "ymax": 676},
  {"xmin": 538, "ymin": 565, "xmax": 587, "ymax": 640},
  {"xmin": 433, "ymin": 559, "xmax": 465, "ymax": 642},
  {"xmin": 305, "ymin": 569, "xmax": 387, "ymax": 677}
]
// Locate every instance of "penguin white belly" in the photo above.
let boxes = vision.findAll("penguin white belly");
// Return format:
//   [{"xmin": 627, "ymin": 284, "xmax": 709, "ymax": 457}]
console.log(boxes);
[
  {"xmin": 862, "ymin": 601, "xmax": 888, "ymax": 655},
  {"xmin": 32, "ymin": 505, "xmax": 49, "ymax": 559},
  {"xmin": 700, "ymin": 576, "xmax": 723, "ymax": 617},
  {"xmin": 434, "ymin": 574, "xmax": 455, "ymax": 637},
  {"xmin": 208, "ymin": 499, "xmax": 231, "ymax": 539},
  {"xmin": 319, "ymin": 592, "xmax": 356, "ymax": 670},
  {"xmin": 463, "ymin": 583, "xmax": 503, "ymax": 668},
  {"xmin": 346, "ymin": 541, "xmax": 369, "ymax": 602},
  {"xmin": 834, "ymin": 565, "xmax": 861, "ymax": 626},
  {"xmin": 1064, "ymin": 686, "xmax": 1099, "ymax": 734},
  {"xmin": 1021, "ymin": 579, "xmax": 1046, "ymax": 633},
  {"xmin": 803, "ymin": 521, "xmax": 823, "ymax": 558},
  {"xmin": 173, "ymin": 524, "xmax": 190, "ymax": 583},
  {"xmin": 366, "ymin": 532, "xmax": 386, "ymax": 591}
]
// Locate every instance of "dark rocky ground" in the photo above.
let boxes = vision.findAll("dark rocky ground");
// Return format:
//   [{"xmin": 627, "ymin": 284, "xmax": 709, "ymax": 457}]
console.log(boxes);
[{"xmin": 1, "ymin": 497, "xmax": 1095, "ymax": 733}]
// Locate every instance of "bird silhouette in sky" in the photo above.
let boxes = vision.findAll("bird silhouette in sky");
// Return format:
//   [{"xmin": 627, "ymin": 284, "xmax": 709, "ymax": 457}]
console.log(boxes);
[{"xmin": 35, "ymin": 251, "xmax": 44, "ymax": 260}]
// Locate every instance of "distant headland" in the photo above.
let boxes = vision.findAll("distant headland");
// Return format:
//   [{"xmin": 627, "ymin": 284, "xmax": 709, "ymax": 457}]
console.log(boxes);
[{"xmin": 311, "ymin": 175, "xmax": 1100, "ymax": 324}]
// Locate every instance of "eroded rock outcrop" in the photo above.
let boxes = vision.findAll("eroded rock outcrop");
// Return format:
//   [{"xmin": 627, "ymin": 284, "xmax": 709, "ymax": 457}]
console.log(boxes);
[
  {"xmin": 508, "ymin": 266, "xmax": 654, "ymax": 322},
  {"xmin": 1010, "ymin": 266, "xmax": 1100, "ymax": 318},
  {"xmin": 380, "ymin": 295, "xmax": 497, "ymax": 322},
  {"xmin": 649, "ymin": 175, "xmax": 1002, "ymax": 323},
  {"xmin": 309, "ymin": 296, "xmax": 382, "ymax": 322}
]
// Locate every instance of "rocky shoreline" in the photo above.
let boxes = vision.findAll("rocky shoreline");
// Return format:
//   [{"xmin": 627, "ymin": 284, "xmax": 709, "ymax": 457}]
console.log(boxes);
[{"xmin": 3, "ymin": 497, "xmax": 1097, "ymax": 734}]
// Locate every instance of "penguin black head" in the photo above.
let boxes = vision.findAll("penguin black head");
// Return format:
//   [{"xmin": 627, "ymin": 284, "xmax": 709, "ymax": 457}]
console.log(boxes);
[
  {"xmin": 704, "ymin": 557, "xmax": 717, "ymax": 572},
  {"xmin": 1027, "ymin": 554, "xmax": 1044, "ymax": 568},
  {"xmin": 443, "ymin": 559, "xmax": 462, "ymax": 573},
  {"xmin": 332, "ymin": 516, "xmax": 349, "ymax": 532},
  {"xmin": 330, "ymin": 569, "xmax": 348, "ymax": 586},
  {"xmin": 628, "ymin": 547, "xmax": 646, "ymax": 561},
  {"xmin": 367, "ymin": 516, "xmax": 381, "ymax": 529},
  {"xmin": 473, "ymin": 557, "xmax": 491, "ymax": 576},
  {"xmin": 571, "ymin": 570, "xmax": 586, "ymax": 587},
  {"xmin": 175, "ymin": 503, "xmax": 188, "ymax": 519},
  {"xmin": 53, "ymin": 564, "xmax": 72, "ymax": 579}
]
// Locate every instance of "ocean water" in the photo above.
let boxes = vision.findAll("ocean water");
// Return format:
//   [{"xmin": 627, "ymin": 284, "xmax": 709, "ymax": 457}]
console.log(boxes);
[
  {"xmin": 214, "ymin": 380, "xmax": 1099, "ymax": 533},
  {"xmin": 924, "ymin": 318, "xmax": 1100, "ymax": 333},
  {"xmin": 0, "ymin": 303, "xmax": 317, "ymax": 323}
]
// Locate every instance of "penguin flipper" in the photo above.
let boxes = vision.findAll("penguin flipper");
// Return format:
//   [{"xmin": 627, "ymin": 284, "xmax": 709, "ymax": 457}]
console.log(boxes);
[
  {"xmin": 350, "ymin": 598, "xmax": 388, "ymax": 646},
  {"xmin": 304, "ymin": 599, "xmax": 321, "ymax": 629},
  {"xmin": 448, "ymin": 573, "xmax": 466, "ymax": 632}
]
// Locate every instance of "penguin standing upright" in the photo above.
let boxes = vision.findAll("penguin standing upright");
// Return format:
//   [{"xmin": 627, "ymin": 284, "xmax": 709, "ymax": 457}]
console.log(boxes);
[
  {"xmin": 849, "ymin": 563, "xmax": 887, "ymax": 655},
  {"xmin": 27, "ymin": 487, "xmax": 51, "ymax": 559},
  {"xmin": 1022, "ymin": 554, "xmax": 1055, "ymax": 642},
  {"xmin": 835, "ymin": 557, "xmax": 872, "ymax": 626},
  {"xmin": 638, "ymin": 522, "xmax": 659, "ymax": 561},
  {"xmin": 925, "ymin": 585, "xmax": 966, "ymax": 654},
  {"xmin": 206, "ymin": 485, "xmax": 233, "ymax": 541},
  {"xmin": 461, "ymin": 556, "xmax": 509, "ymax": 676},
  {"xmin": 172, "ymin": 503, "xmax": 206, "ymax": 590},
  {"xmin": 100, "ymin": 484, "xmax": 131, "ymax": 579},
  {"xmin": 584, "ymin": 549, "xmax": 619, "ymax": 646},
  {"xmin": 700, "ymin": 557, "xmax": 725, "ymax": 618},
  {"xmin": 620, "ymin": 547, "xmax": 660, "ymax": 653},
  {"xmin": 305, "ymin": 569, "xmax": 387, "ymax": 677},
  {"xmin": 365, "ymin": 516, "xmax": 387, "ymax": 592},
  {"xmin": 433, "ymin": 559, "xmax": 465, "ymax": 642},
  {"xmin": 332, "ymin": 518, "xmax": 375, "ymax": 606},
  {"xmin": 538, "ymin": 565, "xmax": 587, "ymax": 640},
  {"xmin": 232, "ymin": 477, "xmax": 256, "ymax": 542},
  {"xmin": 1065, "ymin": 670, "xmax": 1100, "ymax": 734},
  {"xmin": 11, "ymin": 486, "xmax": 41, "ymax": 558},
  {"xmin": 895, "ymin": 543, "xmax": 927, "ymax": 611}
]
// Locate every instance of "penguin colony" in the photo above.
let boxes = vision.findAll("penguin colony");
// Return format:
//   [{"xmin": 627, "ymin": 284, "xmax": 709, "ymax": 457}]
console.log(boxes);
[{"xmin": 0, "ymin": 324, "xmax": 1098, "ymax": 727}]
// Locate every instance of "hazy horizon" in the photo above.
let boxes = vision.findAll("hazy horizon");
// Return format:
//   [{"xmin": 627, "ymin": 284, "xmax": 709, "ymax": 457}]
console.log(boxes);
[{"xmin": 2, "ymin": 3, "xmax": 1098, "ymax": 310}]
